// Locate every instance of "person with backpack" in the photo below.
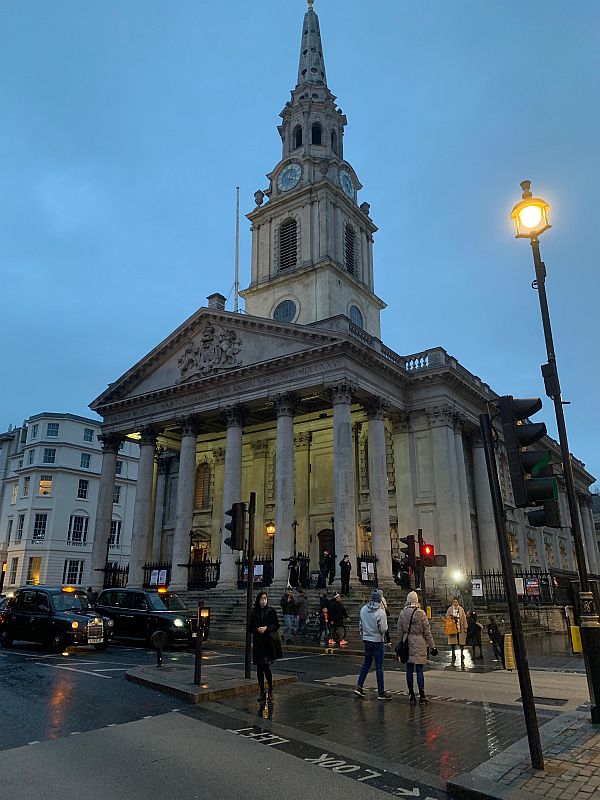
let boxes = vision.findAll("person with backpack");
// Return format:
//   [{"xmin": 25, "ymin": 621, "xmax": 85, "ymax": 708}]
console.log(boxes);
[
  {"xmin": 397, "ymin": 590, "xmax": 437, "ymax": 703},
  {"xmin": 354, "ymin": 589, "xmax": 390, "ymax": 700}
]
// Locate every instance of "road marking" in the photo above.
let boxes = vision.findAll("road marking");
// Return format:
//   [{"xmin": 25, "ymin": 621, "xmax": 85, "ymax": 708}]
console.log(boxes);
[
  {"xmin": 28, "ymin": 741, "xmax": 40, "ymax": 745},
  {"xmin": 93, "ymin": 668, "xmax": 128, "ymax": 672},
  {"xmin": 36, "ymin": 663, "xmax": 112, "ymax": 679},
  {"xmin": 70, "ymin": 731, "xmax": 81, "ymax": 736}
]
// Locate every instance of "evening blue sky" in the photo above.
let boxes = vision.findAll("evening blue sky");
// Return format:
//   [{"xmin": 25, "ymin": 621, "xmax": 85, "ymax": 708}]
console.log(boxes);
[{"xmin": 1, "ymin": 1, "xmax": 598, "ymax": 484}]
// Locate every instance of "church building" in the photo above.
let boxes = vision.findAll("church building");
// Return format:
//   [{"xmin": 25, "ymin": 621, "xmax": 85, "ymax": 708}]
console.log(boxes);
[{"xmin": 89, "ymin": 2, "xmax": 597, "ymax": 592}]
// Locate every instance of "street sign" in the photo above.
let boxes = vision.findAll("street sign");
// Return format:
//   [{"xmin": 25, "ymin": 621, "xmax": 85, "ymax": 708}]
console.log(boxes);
[{"xmin": 433, "ymin": 554, "xmax": 447, "ymax": 567}]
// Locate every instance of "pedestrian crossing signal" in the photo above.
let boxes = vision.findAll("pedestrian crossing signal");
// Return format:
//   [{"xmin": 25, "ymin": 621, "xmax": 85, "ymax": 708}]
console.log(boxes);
[{"xmin": 420, "ymin": 542, "xmax": 435, "ymax": 567}]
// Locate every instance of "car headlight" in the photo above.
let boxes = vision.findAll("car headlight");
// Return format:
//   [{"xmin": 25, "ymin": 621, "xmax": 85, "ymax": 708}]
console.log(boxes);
[
  {"xmin": 71, "ymin": 621, "xmax": 79, "ymax": 630},
  {"xmin": 107, "ymin": 619, "xmax": 114, "ymax": 628},
  {"xmin": 173, "ymin": 618, "xmax": 184, "ymax": 628}
]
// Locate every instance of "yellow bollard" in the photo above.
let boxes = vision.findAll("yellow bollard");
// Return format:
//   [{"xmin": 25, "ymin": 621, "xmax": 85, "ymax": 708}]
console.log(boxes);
[
  {"xmin": 504, "ymin": 632, "xmax": 516, "ymax": 671},
  {"xmin": 426, "ymin": 605, "xmax": 432, "ymax": 619},
  {"xmin": 570, "ymin": 625, "xmax": 583, "ymax": 654}
]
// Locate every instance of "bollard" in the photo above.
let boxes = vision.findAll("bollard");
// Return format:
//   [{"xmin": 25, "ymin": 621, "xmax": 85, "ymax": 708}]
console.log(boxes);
[
  {"xmin": 150, "ymin": 630, "xmax": 168, "ymax": 668},
  {"xmin": 503, "ymin": 632, "xmax": 516, "ymax": 671}
]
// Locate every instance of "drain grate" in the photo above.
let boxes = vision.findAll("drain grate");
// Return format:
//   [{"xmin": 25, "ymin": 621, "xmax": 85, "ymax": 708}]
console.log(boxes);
[{"xmin": 516, "ymin": 696, "xmax": 568, "ymax": 706}]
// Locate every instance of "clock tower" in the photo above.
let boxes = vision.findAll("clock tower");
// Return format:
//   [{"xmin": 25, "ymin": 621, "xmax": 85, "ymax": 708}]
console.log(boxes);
[{"xmin": 240, "ymin": 1, "xmax": 386, "ymax": 337}]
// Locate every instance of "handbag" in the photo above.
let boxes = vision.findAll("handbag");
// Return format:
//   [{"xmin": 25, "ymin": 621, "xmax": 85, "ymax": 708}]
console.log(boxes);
[
  {"xmin": 396, "ymin": 608, "xmax": 417, "ymax": 664},
  {"xmin": 444, "ymin": 615, "xmax": 458, "ymax": 636}
]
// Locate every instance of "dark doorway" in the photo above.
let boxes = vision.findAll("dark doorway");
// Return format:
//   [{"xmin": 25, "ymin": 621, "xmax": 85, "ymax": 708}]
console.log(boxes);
[{"xmin": 317, "ymin": 528, "xmax": 335, "ymax": 560}]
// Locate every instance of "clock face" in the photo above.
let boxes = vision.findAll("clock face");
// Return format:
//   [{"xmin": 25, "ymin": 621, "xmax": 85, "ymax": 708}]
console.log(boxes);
[
  {"xmin": 339, "ymin": 168, "xmax": 355, "ymax": 199},
  {"xmin": 277, "ymin": 163, "xmax": 302, "ymax": 192}
]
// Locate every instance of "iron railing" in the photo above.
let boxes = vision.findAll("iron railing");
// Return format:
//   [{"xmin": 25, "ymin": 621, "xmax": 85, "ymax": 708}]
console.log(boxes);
[
  {"xmin": 188, "ymin": 560, "xmax": 221, "ymax": 590},
  {"xmin": 143, "ymin": 562, "xmax": 171, "ymax": 588},
  {"xmin": 357, "ymin": 552, "xmax": 378, "ymax": 587},
  {"xmin": 237, "ymin": 556, "xmax": 274, "ymax": 589},
  {"xmin": 102, "ymin": 563, "xmax": 129, "ymax": 589}
]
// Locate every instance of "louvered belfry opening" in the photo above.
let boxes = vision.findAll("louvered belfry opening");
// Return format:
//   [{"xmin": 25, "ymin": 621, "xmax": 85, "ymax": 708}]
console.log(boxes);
[
  {"xmin": 280, "ymin": 218, "xmax": 298, "ymax": 271},
  {"xmin": 345, "ymin": 224, "xmax": 355, "ymax": 275}
]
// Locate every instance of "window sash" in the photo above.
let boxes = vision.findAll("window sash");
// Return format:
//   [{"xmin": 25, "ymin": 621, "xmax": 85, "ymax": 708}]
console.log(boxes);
[
  {"xmin": 43, "ymin": 448, "xmax": 56, "ymax": 463},
  {"xmin": 26, "ymin": 557, "xmax": 42, "ymax": 585},
  {"xmin": 11, "ymin": 485, "xmax": 17, "ymax": 504},
  {"xmin": 16, "ymin": 515, "xmax": 24, "ymax": 541},
  {"xmin": 63, "ymin": 559, "xmax": 84, "ymax": 585},
  {"xmin": 68, "ymin": 515, "xmax": 88, "ymax": 545},
  {"xmin": 39, "ymin": 475, "xmax": 52, "ymax": 496},
  {"xmin": 7, "ymin": 519, "xmax": 13, "ymax": 543},
  {"xmin": 109, "ymin": 520, "xmax": 121, "ymax": 548},
  {"xmin": 47, "ymin": 423, "xmax": 59, "ymax": 437},
  {"xmin": 33, "ymin": 514, "xmax": 47, "ymax": 542},
  {"xmin": 83, "ymin": 428, "xmax": 94, "ymax": 442},
  {"xmin": 77, "ymin": 479, "xmax": 89, "ymax": 500},
  {"xmin": 9, "ymin": 558, "xmax": 19, "ymax": 584},
  {"xmin": 23, "ymin": 477, "xmax": 30, "ymax": 497},
  {"xmin": 113, "ymin": 485, "xmax": 121, "ymax": 504},
  {"xmin": 80, "ymin": 453, "xmax": 91, "ymax": 469}
]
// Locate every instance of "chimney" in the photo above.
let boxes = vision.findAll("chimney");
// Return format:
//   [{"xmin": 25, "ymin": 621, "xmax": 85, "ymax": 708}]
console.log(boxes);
[{"xmin": 207, "ymin": 293, "xmax": 226, "ymax": 311}]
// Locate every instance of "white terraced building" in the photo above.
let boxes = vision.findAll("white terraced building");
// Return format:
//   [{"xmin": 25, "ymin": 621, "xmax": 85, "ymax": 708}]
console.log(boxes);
[{"xmin": 0, "ymin": 413, "xmax": 138, "ymax": 592}]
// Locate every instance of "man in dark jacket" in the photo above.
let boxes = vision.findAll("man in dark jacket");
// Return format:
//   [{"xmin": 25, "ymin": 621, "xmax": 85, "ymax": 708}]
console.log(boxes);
[
  {"xmin": 295, "ymin": 588, "xmax": 309, "ymax": 635},
  {"xmin": 327, "ymin": 593, "xmax": 349, "ymax": 647},
  {"xmin": 280, "ymin": 588, "xmax": 296, "ymax": 643},
  {"xmin": 339, "ymin": 555, "xmax": 352, "ymax": 595},
  {"xmin": 487, "ymin": 616, "xmax": 504, "ymax": 665}
]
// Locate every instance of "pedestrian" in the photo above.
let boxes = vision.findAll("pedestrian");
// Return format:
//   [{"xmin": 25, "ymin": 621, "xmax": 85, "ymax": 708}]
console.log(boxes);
[
  {"xmin": 327, "ymin": 592, "xmax": 349, "ymax": 647},
  {"xmin": 299, "ymin": 553, "xmax": 309, "ymax": 588},
  {"xmin": 318, "ymin": 550, "xmax": 330, "ymax": 589},
  {"xmin": 445, "ymin": 597, "xmax": 467, "ymax": 662},
  {"xmin": 397, "ymin": 590, "xmax": 438, "ymax": 703},
  {"xmin": 86, "ymin": 586, "xmax": 97, "ymax": 605},
  {"xmin": 280, "ymin": 587, "xmax": 296, "ymax": 643},
  {"xmin": 328, "ymin": 551, "xmax": 336, "ymax": 585},
  {"xmin": 339, "ymin": 554, "xmax": 352, "ymax": 595},
  {"xmin": 288, "ymin": 557, "xmax": 299, "ymax": 588},
  {"xmin": 248, "ymin": 591, "xmax": 282, "ymax": 702},
  {"xmin": 466, "ymin": 610, "xmax": 484, "ymax": 659},
  {"xmin": 319, "ymin": 591, "xmax": 329, "ymax": 645},
  {"xmin": 487, "ymin": 616, "xmax": 504, "ymax": 665},
  {"xmin": 295, "ymin": 587, "xmax": 309, "ymax": 635},
  {"xmin": 354, "ymin": 589, "xmax": 390, "ymax": 700}
]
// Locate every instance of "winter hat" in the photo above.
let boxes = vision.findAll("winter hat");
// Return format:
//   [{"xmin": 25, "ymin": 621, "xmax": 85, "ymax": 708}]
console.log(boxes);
[
  {"xmin": 407, "ymin": 591, "xmax": 419, "ymax": 606},
  {"xmin": 370, "ymin": 589, "xmax": 383, "ymax": 603}
]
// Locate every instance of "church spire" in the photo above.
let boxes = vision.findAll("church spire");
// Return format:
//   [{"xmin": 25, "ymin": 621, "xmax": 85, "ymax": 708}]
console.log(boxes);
[{"xmin": 297, "ymin": 0, "xmax": 327, "ymax": 87}]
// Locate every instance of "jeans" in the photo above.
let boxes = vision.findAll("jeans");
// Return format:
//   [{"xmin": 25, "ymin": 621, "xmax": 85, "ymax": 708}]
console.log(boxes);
[
  {"xmin": 283, "ymin": 614, "xmax": 294, "ymax": 640},
  {"xmin": 406, "ymin": 662, "xmax": 424, "ymax": 692},
  {"xmin": 297, "ymin": 618, "xmax": 306, "ymax": 634},
  {"xmin": 357, "ymin": 641, "xmax": 385, "ymax": 693}
]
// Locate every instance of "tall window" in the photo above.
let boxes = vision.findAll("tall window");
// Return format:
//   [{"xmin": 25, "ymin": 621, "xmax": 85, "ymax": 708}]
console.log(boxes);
[
  {"xmin": 349, "ymin": 305, "xmax": 364, "ymax": 329},
  {"xmin": 39, "ymin": 475, "xmax": 53, "ymax": 496},
  {"xmin": 33, "ymin": 514, "xmax": 47, "ymax": 542},
  {"xmin": 344, "ymin": 224, "xmax": 356, "ymax": 275},
  {"xmin": 11, "ymin": 484, "xmax": 18, "ymax": 504},
  {"xmin": 28, "ymin": 449, "xmax": 35, "ymax": 465},
  {"xmin": 279, "ymin": 218, "xmax": 297, "ymax": 271},
  {"xmin": 68, "ymin": 515, "xmax": 88, "ymax": 546},
  {"xmin": 110, "ymin": 520, "xmax": 122, "ymax": 548},
  {"xmin": 83, "ymin": 428, "xmax": 94, "ymax": 442},
  {"xmin": 77, "ymin": 479, "xmax": 89, "ymax": 500},
  {"xmin": 294, "ymin": 125, "xmax": 302, "ymax": 149},
  {"xmin": 23, "ymin": 477, "xmax": 30, "ymax": 497},
  {"xmin": 43, "ymin": 448, "xmax": 56, "ymax": 464},
  {"xmin": 16, "ymin": 515, "xmax": 24, "ymax": 541},
  {"xmin": 30, "ymin": 424, "xmax": 38, "ymax": 440},
  {"xmin": 80, "ymin": 453, "xmax": 91, "ymax": 469},
  {"xmin": 115, "ymin": 460, "xmax": 123, "ymax": 475},
  {"xmin": 46, "ymin": 423, "xmax": 59, "ymax": 437},
  {"xmin": 311, "ymin": 123, "xmax": 322, "ymax": 145},
  {"xmin": 62, "ymin": 559, "xmax": 84, "ymax": 585},
  {"xmin": 113, "ymin": 485, "xmax": 121, "ymax": 505},
  {"xmin": 9, "ymin": 558, "xmax": 19, "ymax": 585},
  {"xmin": 194, "ymin": 463, "xmax": 211, "ymax": 510},
  {"xmin": 26, "ymin": 557, "xmax": 42, "ymax": 585},
  {"xmin": 6, "ymin": 519, "xmax": 13, "ymax": 544}
]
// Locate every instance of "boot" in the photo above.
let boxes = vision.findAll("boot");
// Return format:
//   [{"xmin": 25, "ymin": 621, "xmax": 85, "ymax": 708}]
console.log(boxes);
[
  {"xmin": 266, "ymin": 689, "xmax": 274, "ymax": 701},
  {"xmin": 419, "ymin": 690, "xmax": 427, "ymax": 704},
  {"xmin": 408, "ymin": 690, "xmax": 417, "ymax": 704},
  {"xmin": 257, "ymin": 691, "xmax": 266, "ymax": 702}
]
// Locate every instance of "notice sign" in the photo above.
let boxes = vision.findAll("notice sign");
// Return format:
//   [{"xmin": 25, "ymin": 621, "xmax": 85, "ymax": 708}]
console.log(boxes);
[
  {"xmin": 254, "ymin": 564, "xmax": 264, "ymax": 583},
  {"xmin": 158, "ymin": 569, "xmax": 168, "ymax": 585},
  {"xmin": 525, "ymin": 576, "xmax": 540, "ymax": 597},
  {"xmin": 515, "ymin": 577, "xmax": 525, "ymax": 596},
  {"xmin": 150, "ymin": 570, "xmax": 159, "ymax": 586},
  {"xmin": 360, "ymin": 562, "xmax": 369, "ymax": 581},
  {"xmin": 471, "ymin": 578, "xmax": 483, "ymax": 597},
  {"xmin": 367, "ymin": 562, "xmax": 375, "ymax": 575}
]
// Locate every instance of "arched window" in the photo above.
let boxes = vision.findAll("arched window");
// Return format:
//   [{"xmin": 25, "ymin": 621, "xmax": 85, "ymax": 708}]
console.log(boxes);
[
  {"xmin": 311, "ymin": 123, "xmax": 322, "ymax": 145},
  {"xmin": 345, "ymin": 224, "xmax": 356, "ymax": 275},
  {"xmin": 273, "ymin": 300, "xmax": 297, "ymax": 323},
  {"xmin": 194, "ymin": 463, "xmax": 211, "ymax": 510},
  {"xmin": 294, "ymin": 125, "xmax": 303, "ymax": 149},
  {"xmin": 279, "ymin": 218, "xmax": 298, "ymax": 271},
  {"xmin": 331, "ymin": 129, "xmax": 338, "ymax": 155},
  {"xmin": 349, "ymin": 305, "xmax": 364, "ymax": 329}
]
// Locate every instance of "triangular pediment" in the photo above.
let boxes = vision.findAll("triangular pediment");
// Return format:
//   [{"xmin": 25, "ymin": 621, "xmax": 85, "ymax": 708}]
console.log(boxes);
[{"xmin": 91, "ymin": 308, "xmax": 342, "ymax": 410}]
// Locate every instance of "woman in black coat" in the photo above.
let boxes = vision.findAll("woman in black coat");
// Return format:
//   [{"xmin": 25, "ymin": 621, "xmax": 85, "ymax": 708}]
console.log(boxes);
[{"xmin": 248, "ymin": 591, "xmax": 282, "ymax": 701}]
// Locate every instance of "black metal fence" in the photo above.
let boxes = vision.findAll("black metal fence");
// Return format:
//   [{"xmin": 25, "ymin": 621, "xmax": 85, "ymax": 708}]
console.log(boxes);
[
  {"xmin": 469, "ymin": 569, "xmax": 584, "ymax": 607},
  {"xmin": 188, "ymin": 560, "xmax": 220, "ymax": 590},
  {"xmin": 102, "ymin": 564, "xmax": 129, "ymax": 588},
  {"xmin": 143, "ymin": 562, "xmax": 171, "ymax": 588},
  {"xmin": 237, "ymin": 556, "xmax": 274, "ymax": 589},
  {"xmin": 357, "ymin": 552, "xmax": 378, "ymax": 587}
]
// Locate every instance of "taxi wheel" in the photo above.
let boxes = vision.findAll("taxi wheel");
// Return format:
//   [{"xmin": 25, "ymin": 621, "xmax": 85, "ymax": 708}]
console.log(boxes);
[
  {"xmin": 0, "ymin": 630, "xmax": 13, "ymax": 648},
  {"xmin": 49, "ymin": 633, "xmax": 66, "ymax": 653},
  {"xmin": 94, "ymin": 642, "xmax": 110, "ymax": 651}
]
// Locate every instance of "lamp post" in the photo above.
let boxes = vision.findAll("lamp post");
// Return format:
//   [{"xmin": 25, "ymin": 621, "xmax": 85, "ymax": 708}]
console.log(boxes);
[
  {"xmin": 511, "ymin": 180, "xmax": 600, "ymax": 724},
  {"xmin": 292, "ymin": 519, "xmax": 298, "ymax": 557}
]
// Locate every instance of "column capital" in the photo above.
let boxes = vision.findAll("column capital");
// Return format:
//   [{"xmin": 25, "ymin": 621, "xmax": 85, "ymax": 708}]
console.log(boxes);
[
  {"xmin": 271, "ymin": 392, "xmax": 297, "ymax": 418},
  {"xmin": 177, "ymin": 416, "xmax": 202, "ymax": 438},
  {"xmin": 251, "ymin": 439, "xmax": 270, "ymax": 457},
  {"xmin": 327, "ymin": 379, "xmax": 356, "ymax": 405},
  {"xmin": 363, "ymin": 396, "xmax": 389, "ymax": 421},
  {"xmin": 222, "ymin": 404, "xmax": 245, "ymax": 428},
  {"xmin": 212, "ymin": 446, "xmax": 226, "ymax": 466},
  {"xmin": 389, "ymin": 412, "xmax": 410, "ymax": 434},
  {"xmin": 452, "ymin": 412, "xmax": 468, "ymax": 434},
  {"xmin": 426, "ymin": 404, "xmax": 454, "ymax": 428},
  {"xmin": 98, "ymin": 432, "xmax": 124, "ymax": 453},
  {"xmin": 293, "ymin": 431, "xmax": 312, "ymax": 451},
  {"xmin": 139, "ymin": 425, "xmax": 159, "ymax": 447}
]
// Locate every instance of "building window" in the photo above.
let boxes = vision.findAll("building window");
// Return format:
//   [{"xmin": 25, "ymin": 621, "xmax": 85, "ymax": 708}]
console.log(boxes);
[
  {"xmin": 33, "ymin": 514, "xmax": 47, "ymax": 542},
  {"xmin": 273, "ymin": 299, "xmax": 297, "ymax": 323},
  {"xmin": 9, "ymin": 558, "xmax": 19, "ymax": 585},
  {"xmin": 62, "ymin": 559, "xmax": 84, "ymax": 585},
  {"xmin": 80, "ymin": 453, "xmax": 91, "ymax": 469},
  {"xmin": 10, "ymin": 484, "xmax": 18, "ymax": 504},
  {"xmin": 115, "ymin": 460, "xmax": 123, "ymax": 475},
  {"xmin": 331, "ymin": 129, "xmax": 338, "ymax": 155},
  {"xmin": 113, "ymin": 485, "xmax": 121, "ymax": 505},
  {"xmin": 47, "ymin": 423, "xmax": 59, "ymax": 438},
  {"xmin": 77, "ymin": 479, "xmax": 89, "ymax": 500},
  {"xmin": 27, "ymin": 449, "xmax": 35, "ymax": 465},
  {"xmin": 30, "ymin": 424, "xmax": 38, "ymax": 440},
  {"xmin": 110, "ymin": 520, "xmax": 121, "ymax": 548},
  {"xmin": 279, "ymin": 218, "xmax": 297, "ymax": 271},
  {"xmin": 16, "ymin": 515, "xmax": 24, "ymax": 542},
  {"xmin": 23, "ymin": 477, "xmax": 30, "ymax": 498},
  {"xmin": 39, "ymin": 475, "xmax": 53, "ymax": 496},
  {"xmin": 26, "ymin": 557, "xmax": 42, "ymax": 585},
  {"xmin": 194, "ymin": 463, "xmax": 211, "ymax": 510},
  {"xmin": 349, "ymin": 305, "xmax": 364, "ymax": 329},
  {"xmin": 6, "ymin": 519, "xmax": 13, "ymax": 544},
  {"xmin": 43, "ymin": 448, "xmax": 56, "ymax": 464},
  {"xmin": 68, "ymin": 515, "xmax": 88, "ymax": 546},
  {"xmin": 311, "ymin": 123, "xmax": 322, "ymax": 145},
  {"xmin": 294, "ymin": 125, "xmax": 302, "ymax": 149},
  {"xmin": 83, "ymin": 428, "xmax": 94, "ymax": 443},
  {"xmin": 344, "ymin": 224, "xmax": 356, "ymax": 275}
]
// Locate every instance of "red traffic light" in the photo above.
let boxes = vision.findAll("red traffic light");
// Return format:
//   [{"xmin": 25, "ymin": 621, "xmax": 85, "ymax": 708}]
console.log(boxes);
[{"xmin": 421, "ymin": 542, "xmax": 435, "ymax": 567}]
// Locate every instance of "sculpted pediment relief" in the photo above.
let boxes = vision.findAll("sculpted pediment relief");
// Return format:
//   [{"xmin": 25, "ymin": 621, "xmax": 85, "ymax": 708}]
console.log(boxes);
[{"xmin": 177, "ymin": 324, "xmax": 242, "ymax": 382}]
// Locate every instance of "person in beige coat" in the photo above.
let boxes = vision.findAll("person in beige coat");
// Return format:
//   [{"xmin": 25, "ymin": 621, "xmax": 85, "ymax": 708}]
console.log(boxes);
[
  {"xmin": 397, "ymin": 591, "xmax": 437, "ymax": 704},
  {"xmin": 446, "ymin": 597, "xmax": 467, "ymax": 662}
]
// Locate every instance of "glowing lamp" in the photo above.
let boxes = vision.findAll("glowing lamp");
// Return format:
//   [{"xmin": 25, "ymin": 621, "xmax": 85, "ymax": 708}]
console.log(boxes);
[{"xmin": 510, "ymin": 180, "xmax": 551, "ymax": 238}]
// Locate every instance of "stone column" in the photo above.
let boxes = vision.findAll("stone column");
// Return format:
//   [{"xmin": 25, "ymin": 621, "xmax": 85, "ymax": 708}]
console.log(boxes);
[
  {"xmin": 146, "ymin": 448, "xmax": 162, "ymax": 563},
  {"xmin": 90, "ymin": 433, "xmax": 123, "ymax": 590},
  {"xmin": 472, "ymin": 433, "xmax": 500, "ymax": 571},
  {"xmin": 365, "ymin": 397, "xmax": 392, "ymax": 579},
  {"xmin": 170, "ymin": 418, "xmax": 200, "ymax": 590},
  {"xmin": 210, "ymin": 447, "xmax": 225, "ymax": 560},
  {"xmin": 454, "ymin": 416, "xmax": 476, "ymax": 572},
  {"xmin": 151, "ymin": 454, "xmax": 171, "ymax": 562},
  {"xmin": 294, "ymin": 432, "xmax": 312, "ymax": 556},
  {"xmin": 250, "ymin": 440, "xmax": 269, "ymax": 554},
  {"xmin": 273, "ymin": 393, "xmax": 296, "ymax": 582},
  {"xmin": 329, "ymin": 380, "xmax": 357, "ymax": 583},
  {"xmin": 219, "ymin": 405, "xmax": 244, "ymax": 586},
  {"xmin": 391, "ymin": 414, "xmax": 414, "ymax": 541},
  {"xmin": 579, "ymin": 495, "xmax": 599, "ymax": 575},
  {"xmin": 127, "ymin": 426, "xmax": 158, "ymax": 587}
]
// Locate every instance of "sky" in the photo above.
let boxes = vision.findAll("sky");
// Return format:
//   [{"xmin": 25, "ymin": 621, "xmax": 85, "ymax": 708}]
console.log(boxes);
[{"xmin": 1, "ymin": 0, "xmax": 598, "ymax": 485}]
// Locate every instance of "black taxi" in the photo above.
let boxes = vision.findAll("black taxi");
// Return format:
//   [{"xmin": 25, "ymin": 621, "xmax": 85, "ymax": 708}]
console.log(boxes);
[
  {"xmin": 0, "ymin": 586, "xmax": 114, "ymax": 652},
  {"xmin": 95, "ymin": 587, "xmax": 202, "ymax": 646}
]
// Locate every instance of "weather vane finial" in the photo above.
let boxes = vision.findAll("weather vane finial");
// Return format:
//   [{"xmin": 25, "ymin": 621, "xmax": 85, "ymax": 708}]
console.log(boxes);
[{"xmin": 308, "ymin": 0, "xmax": 314, "ymax": 7}]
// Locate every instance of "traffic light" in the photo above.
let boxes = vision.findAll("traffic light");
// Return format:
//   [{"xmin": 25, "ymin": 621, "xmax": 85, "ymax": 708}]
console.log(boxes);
[
  {"xmin": 399, "ymin": 535, "xmax": 416, "ymax": 570},
  {"xmin": 224, "ymin": 502, "xmax": 246, "ymax": 550},
  {"xmin": 420, "ymin": 541, "xmax": 435, "ymax": 567},
  {"xmin": 499, "ymin": 396, "xmax": 561, "ymax": 528}
]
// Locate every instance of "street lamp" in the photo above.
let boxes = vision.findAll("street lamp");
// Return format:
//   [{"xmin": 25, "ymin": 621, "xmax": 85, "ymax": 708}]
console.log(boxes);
[{"xmin": 511, "ymin": 180, "xmax": 600, "ymax": 724}]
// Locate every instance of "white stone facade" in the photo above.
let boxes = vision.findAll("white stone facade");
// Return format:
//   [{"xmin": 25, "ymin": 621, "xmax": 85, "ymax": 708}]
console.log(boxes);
[{"xmin": 0, "ymin": 413, "xmax": 138, "ymax": 592}]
